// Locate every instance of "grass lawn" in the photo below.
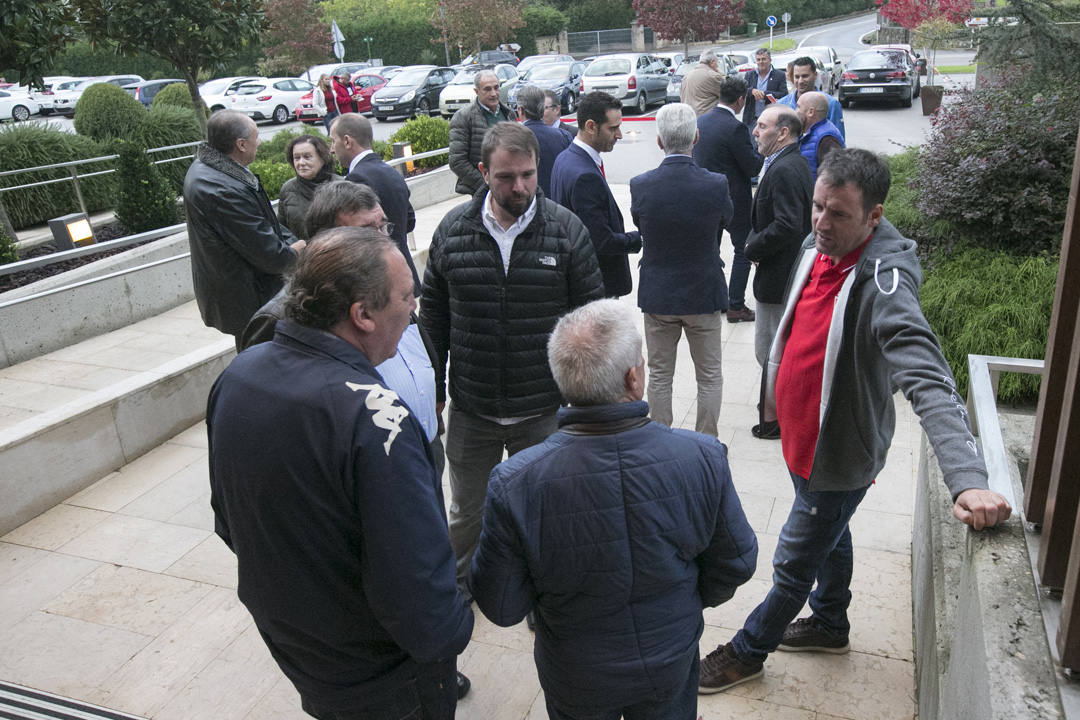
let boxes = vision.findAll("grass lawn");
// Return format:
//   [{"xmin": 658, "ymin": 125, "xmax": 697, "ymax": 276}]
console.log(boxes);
[
  {"xmin": 765, "ymin": 37, "xmax": 797, "ymax": 52},
  {"xmin": 934, "ymin": 64, "xmax": 976, "ymax": 74}
]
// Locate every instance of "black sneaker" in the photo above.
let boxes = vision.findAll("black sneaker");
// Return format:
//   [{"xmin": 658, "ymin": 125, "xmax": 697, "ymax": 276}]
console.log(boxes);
[
  {"xmin": 456, "ymin": 671, "xmax": 471, "ymax": 699},
  {"xmin": 777, "ymin": 617, "xmax": 850, "ymax": 654},
  {"xmin": 698, "ymin": 642, "xmax": 763, "ymax": 694},
  {"xmin": 751, "ymin": 421, "xmax": 781, "ymax": 440}
]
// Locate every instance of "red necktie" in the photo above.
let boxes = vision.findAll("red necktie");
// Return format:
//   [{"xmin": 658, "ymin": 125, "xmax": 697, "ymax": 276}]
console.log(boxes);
[{"xmin": 600, "ymin": 161, "xmax": 606, "ymax": 179}]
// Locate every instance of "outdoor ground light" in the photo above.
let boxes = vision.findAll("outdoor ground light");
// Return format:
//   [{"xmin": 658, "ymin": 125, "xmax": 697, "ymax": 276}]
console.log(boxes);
[{"xmin": 48, "ymin": 212, "xmax": 95, "ymax": 250}]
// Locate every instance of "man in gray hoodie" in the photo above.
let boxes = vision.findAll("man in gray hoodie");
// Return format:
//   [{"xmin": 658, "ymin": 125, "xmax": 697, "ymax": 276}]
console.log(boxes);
[{"xmin": 697, "ymin": 148, "xmax": 1012, "ymax": 694}]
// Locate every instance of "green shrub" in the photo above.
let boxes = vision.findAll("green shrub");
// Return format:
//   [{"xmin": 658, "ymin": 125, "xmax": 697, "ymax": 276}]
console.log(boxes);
[
  {"xmin": 114, "ymin": 140, "xmax": 178, "ymax": 233},
  {"xmin": 389, "ymin": 115, "xmax": 450, "ymax": 170},
  {"xmin": 249, "ymin": 160, "xmax": 295, "ymax": 200},
  {"xmin": 565, "ymin": 0, "xmax": 634, "ymax": 32},
  {"xmin": 0, "ymin": 123, "xmax": 115, "ymax": 229},
  {"xmin": 151, "ymin": 83, "xmax": 209, "ymax": 119},
  {"xmin": 72, "ymin": 82, "xmax": 147, "ymax": 142},
  {"xmin": 921, "ymin": 246, "xmax": 1057, "ymax": 403},
  {"xmin": 138, "ymin": 105, "xmax": 203, "ymax": 195},
  {"xmin": 372, "ymin": 139, "xmax": 392, "ymax": 162},
  {"xmin": 884, "ymin": 148, "xmax": 954, "ymax": 253},
  {"xmin": 254, "ymin": 125, "xmax": 326, "ymax": 165},
  {"xmin": 0, "ymin": 223, "xmax": 18, "ymax": 265},
  {"xmin": 915, "ymin": 84, "xmax": 1080, "ymax": 256},
  {"xmin": 514, "ymin": 3, "xmax": 569, "ymax": 57}
]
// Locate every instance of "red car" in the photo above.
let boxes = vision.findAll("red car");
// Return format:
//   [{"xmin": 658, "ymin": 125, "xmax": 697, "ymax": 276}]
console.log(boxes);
[{"xmin": 295, "ymin": 73, "xmax": 387, "ymax": 122}]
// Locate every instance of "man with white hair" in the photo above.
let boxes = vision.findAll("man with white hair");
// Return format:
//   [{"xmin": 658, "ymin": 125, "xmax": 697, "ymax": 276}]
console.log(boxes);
[
  {"xmin": 680, "ymin": 49, "xmax": 726, "ymax": 117},
  {"xmin": 449, "ymin": 69, "xmax": 512, "ymax": 195},
  {"xmin": 630, "ymin": 102, "xmax": 733, "ymax": 436},
  {"xmin": 471, "ymin": 297, "xmax": 758, "ymax": 720}
]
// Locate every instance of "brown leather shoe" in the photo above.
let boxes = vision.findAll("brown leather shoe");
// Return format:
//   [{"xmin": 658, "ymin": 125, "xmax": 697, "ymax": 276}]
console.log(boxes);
[
  {"xmin": 698, "ymin": 642, "xmax": 763, "ymax": 694},
  {"xmin": 726, "ymin": 306, "xmax": 756, "ymax": 323}
]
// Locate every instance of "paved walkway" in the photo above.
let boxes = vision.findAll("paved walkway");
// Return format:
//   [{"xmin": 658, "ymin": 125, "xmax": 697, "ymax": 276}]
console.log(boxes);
[{"xmin": 0, "ymin": 186, "xmax": 919, "ymax": 719}]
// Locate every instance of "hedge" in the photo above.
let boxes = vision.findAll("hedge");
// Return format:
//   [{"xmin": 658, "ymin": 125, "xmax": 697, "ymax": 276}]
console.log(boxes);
[
  {"xmin": 0, "ymin": 124, "xmax": 115, "ymax": 229},
  {"xmin": 114, "ymin": 140, "xmax": 178, "ymax": 234},
  {"xmin": 72, "ymin": 82, "xmax": 147, "ymax": 143},
  {"xmin": 921, "ymin": 247, "xmax": 1056, "ymax": 403},
  {"xmin": 152, "ymin": 83, "xmax": 210, "ymax": 119},
  {"xmin": 249, "ymin": 160, "xmax": 295, "ymax": 200},
  {"xmin": 255, "ymin": 125, "xmax": 327, "ymax": 166},
  {"xmin": 137, "ymin": 105, "xmax": 203, "ymax": 195},
  {"xmin": 389, "ymin": 116, "xmax": 450, "ymax": 170}
]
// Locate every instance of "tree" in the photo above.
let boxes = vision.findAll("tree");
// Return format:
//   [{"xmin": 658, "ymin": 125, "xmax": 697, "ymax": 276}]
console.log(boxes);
[
  {"xmin": 632, "ymin": 0, "xmax": 744, "ymax": 54},
  {"xmin": 874, "ymin": 0, "xmax": 972, "ymax": 30},
  {"xmin": 431, "ymin": 0, "xmax": 525, "ymax": 53},
  {"xmin": 975, "ymin": 0, "xmax": 1080, "ymax": 87},
  {"xmin": 76, "ymin": 0, "xmax": 268, "ymax": 135},
  {"xmin": 260, "ymin": 0, "xmax": 332, "ymax": 75},
  {"xmin": 0, "ymin": 0, "xmax": 78, "ymax": 88}
]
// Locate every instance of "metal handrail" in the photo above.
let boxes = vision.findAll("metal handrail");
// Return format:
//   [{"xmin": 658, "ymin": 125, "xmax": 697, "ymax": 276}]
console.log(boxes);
[
  {"xmin": 966, "ymin": 354, "xmax": 1045, "ymax": 510},
  {"xmin": 0, "ymin": 141, "xmax": 200, "ymax": 181}
]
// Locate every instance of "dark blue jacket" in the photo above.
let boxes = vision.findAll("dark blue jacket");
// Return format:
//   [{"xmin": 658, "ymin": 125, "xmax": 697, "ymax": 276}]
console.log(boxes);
[
  {"xmin": 550, "ymin": 143, "xmax": 641, "ymax": 298},
  {"xmin": 470, "ymin": 401, "xmax": 758, "ymax": 712},
  {"xmin": 693, "ymin": 106, "xmax": 762, "ymax": 241},
  {"xmin": 346, "ymin": 153, "xmax": 421, "ymax": 290},
  {"xmin": 631, "ymin": 154, "xmax": 734, "ymax": 315},
  {"xmin": 523, "ymin": 119, "xmax": 571, "ymax": 198},
  {"xmin": 208, "ymin": 320, "xmax": 472, "ymax": 708},
  {"xmin": 741, "ymin": 67, "xmax": 789, "ymax": 125}
]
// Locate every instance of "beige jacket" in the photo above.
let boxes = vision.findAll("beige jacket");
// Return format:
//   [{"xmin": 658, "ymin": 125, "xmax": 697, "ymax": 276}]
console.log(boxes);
[{"xmin": 680, "ymin": 64, "xmax": 725, "ymax": 117}]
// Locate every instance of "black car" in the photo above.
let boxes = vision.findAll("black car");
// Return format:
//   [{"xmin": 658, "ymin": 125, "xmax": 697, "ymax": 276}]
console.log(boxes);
[
  {"xmin": 507, "ymin": 61, "xmax": 587, "ymax": 113},
  {"xmin": 838, "ymin": 50, "xmax": 921, "ymax": 108},
  {"xmin": 370, "ymin": 65, "xmax": 456, "ymax": 121},
  {"xmin": 123, "ymin": 79, "xmax": 184, "ymax": 108}
]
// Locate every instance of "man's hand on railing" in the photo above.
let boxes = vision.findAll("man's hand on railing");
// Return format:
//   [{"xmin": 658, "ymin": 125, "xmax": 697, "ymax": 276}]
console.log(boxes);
[{"xmin": 953, "ymin": 488, "xmax": 1013, "ymax": 530}]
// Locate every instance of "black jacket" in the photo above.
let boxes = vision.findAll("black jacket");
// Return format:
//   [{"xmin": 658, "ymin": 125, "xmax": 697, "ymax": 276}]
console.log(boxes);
[
  {"xmin": 523, "ymin": 119, "xmax": 571, "ymax": 198},
  {"xmin": 420, "ymin": 189, "xmax": 604, "ymax": 417},
  {"xmin": 448, "ymin": 98, "xmax": 512, "ymax": 196},
  {"xmin": 184, "ymin": 144, "xmax": 297, "ymax": 336},
  {"xmin": 741, "ymin": 67, "xmax": 789, "ymax": 125},
  {"xmin": 346, "ymin": 152, "xmax": 420, "ymax": 291},
  {"xmin": 744, "ymin": 144, "xmax": 813, "ymax": 304},
  {"xmin": 277, "ymin": 169, "xmax": 340, "ymax": 240},
  {"xmin": 693, "ymin": 107, "xmax": 762, "ymax": 239}
]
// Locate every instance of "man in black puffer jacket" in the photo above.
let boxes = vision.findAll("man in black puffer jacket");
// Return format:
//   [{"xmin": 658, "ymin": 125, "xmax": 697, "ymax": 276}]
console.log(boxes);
[{"xmin": 421, "ymin": 122, "xmax": 604, "ymax": 594}]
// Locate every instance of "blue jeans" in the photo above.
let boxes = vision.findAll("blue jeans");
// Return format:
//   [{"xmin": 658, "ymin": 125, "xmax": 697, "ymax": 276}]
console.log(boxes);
[
  {"xmin": 299, "ymin": 658, "xmax": 457, "ymax": 720},
  {"xmin": 545, "ymin": 655, "xmax": 699, "ymax": 720},
  {"xmin": 322, "ymin": 110, "xmax": 339, "ymax": 133},
  {"xmin": 731, "ymin": 472, "xmax": 868, "ymax": 662}
]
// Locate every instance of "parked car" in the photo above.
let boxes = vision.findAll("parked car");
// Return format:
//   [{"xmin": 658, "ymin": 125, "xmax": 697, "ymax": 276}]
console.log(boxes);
[
  {"xmin": 722, "ymin": 51, "xmax": 753, "ymax": 74},
  {"xmin": 123, "ymin": 78, "xmax": 184, "ymax": 108},
  {"xmin": 871, "ymin": 44, "xmax": 928, "ymax": 74},
  {"xmin": 355, "ymin": 65, "xmax": 401, "ymax": 81},
  {"xmin": 460, "ymin": 50, "xmax": 519, "ymax": 67},
  {"xmin": 301, "ymin": 62, "xmax": 375, "ymax": 83},
  {"xmin": 799, "ymin": 45, "xmax": 844, "ymax": 95},
  {"xmin": 25, "ymin": 76, "xmax": 79, "ymax": 115},
  {"xmin": 507, "ymin": 60, "xmax": 586, "ymax": 113},
  {"xmin": 580, "ymin": 53, "xmax": 669, "ymax": 114},
  {"xmin": 52, "ymin": 75, "xmax": 145, "ymax": 116},
  {"xmin": 439, "ymin": 64, "xmax": 518, "ymax": 117},
  {"xmin": 654, "ymin": 51, "xmax": 686, "ymax": 74},
  {"xmin": 200, "ymin": 76, "xmax": 265, "ymax": 113},
  {"xmin": 229, "ymin": 77, "xmax": 315, "ymax": 123},
  {"xmin": 0, "ymin": 90, "xmax": 40, "ymax": 122},
  {"xmin": 838, "ymin": 49, "xmax": 921, "ymax": 108},
  {"xmin": 664, "ymin": 54, "xmax": 741, "ymax": 104},
  {"xmin": 515, "ymin": 54, "xmax": 575, "ymax": 76},
  {"xmin": 371, "ymin": 65, "xmax": 455, "ymax": 121},
  {"xmin": 298, "ymin": 73, "xmax": 387, "ymax": 122}
]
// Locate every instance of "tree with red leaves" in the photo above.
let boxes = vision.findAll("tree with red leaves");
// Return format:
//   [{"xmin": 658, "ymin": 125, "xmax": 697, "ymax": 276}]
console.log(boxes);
[
  {"xmin": 261, "ymin": 0, "xmax": 333, "ymax": 76},
  {"xmin": 632, "ymin": 0, "xmax": 745, "ymax": 54},
  {"xmin": 875, "ymin": 0, "xmax": 973, "ymax": 29}
]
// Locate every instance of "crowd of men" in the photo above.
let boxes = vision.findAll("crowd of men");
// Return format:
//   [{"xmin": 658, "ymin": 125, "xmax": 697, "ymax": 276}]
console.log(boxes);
[{"xmin": 185, "ymin": 48, "xmax": 1012, "ymax": 720}]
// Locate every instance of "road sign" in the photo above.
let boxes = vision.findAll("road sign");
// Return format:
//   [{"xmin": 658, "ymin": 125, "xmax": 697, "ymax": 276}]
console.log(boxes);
[
  {"xmin": 765, "ymin": 15, "xmax": 777, "ymax": 27},
  {"xmin": 782, "ymin": 12, "xmax": 790, "ymax": 22}
]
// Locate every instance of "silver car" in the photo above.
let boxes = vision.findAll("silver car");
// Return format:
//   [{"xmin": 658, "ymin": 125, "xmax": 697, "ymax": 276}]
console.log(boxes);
[{"xmin": 581, "ymin": 53, "xmax": 669, "ymax": 114}]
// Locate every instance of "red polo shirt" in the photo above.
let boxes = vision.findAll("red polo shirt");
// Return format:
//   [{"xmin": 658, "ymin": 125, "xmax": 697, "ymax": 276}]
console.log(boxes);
[{"xmin": 775, "ymin": 239, "xmax": 870, "ymax": 479}]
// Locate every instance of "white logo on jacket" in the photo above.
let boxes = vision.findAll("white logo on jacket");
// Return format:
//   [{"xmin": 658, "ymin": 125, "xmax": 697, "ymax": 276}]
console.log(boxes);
[{"xmin": 345, "ymin": 382, "xmax": 410, "ymax": 455}]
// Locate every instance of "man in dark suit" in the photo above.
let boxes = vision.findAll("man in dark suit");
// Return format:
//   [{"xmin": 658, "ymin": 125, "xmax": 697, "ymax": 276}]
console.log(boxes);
[
  {"xmin": 544, "ymin": 90, "xmax": 577, "ymax": 141},
  {"xmin": 631, "ymin": 103, "xmax": 733, "ymax": 436},
  {"xmin": 741, "ymin": 47, "xmax": 789, "ymax": 130},
  {"xmin": 550, "ymin": 91, "xmax": 642, "ymax": 297},
  {"xmin": 694, "ymin": 76, "xmax": 763, "ymax": 323},
  {"xmin": 517, "ymin": 85, "xmax": 571, "ymax": 198},
  {"xmin": 744, "ymin": 104, "xmax": 813, "ymax": 440},
  {"xmin": 330, "ymin": 113, "xmax": 420, "ymax": 291}
]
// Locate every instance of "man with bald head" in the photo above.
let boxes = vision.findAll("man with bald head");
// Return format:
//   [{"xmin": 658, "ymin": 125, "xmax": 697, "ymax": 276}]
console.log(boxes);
[
  {"xmin": 795, "ymin": 91, "xmax": 844, "ymax": 180},
  {"xmin": 449, "ymin": 69, "xmax": 512, "ymax": 195}
]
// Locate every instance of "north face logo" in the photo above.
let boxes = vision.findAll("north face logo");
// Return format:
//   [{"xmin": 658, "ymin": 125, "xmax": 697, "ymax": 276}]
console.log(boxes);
[{"xmin": 539, "ymin": 256, "xmax": 556, "ymax": 266}]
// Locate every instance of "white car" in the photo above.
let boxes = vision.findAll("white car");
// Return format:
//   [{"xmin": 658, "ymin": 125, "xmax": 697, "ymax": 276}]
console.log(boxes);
[
  {"xmin": 0, "ymin": 90, "xmax": 40, "ymax": 122},
  {"xmin": 51, "ymin": 75, "xmax": 144, "ymax": 116},
  {"xmin": 439, "ymin": 64, "xmax": 518, "ymax": 118},
  {"xmin": 229, "ymin": 77, "xmax": 316, "ymax": 124},
  {"xmin": 199, "ymin": 76, "xmax": 265, "ymax": 113},
  {"xmin": 23, "ymin": 76, "xmax": 79, "ymax": 115}
]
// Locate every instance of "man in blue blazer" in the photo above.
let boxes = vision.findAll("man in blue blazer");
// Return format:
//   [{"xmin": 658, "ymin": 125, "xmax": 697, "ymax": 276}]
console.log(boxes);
[
  {"xmin": 330, "ymin": 113, "xmax": 420, "ymax": 291},
  {"xmin": 741, "ymin": 48, "xmax": 789, "ymax": 129},
  {"xmin": 631, "ymin": 102, "xmax": 733, "ymax": 437},
  {"xmin": 694, "ymin": 76, "xmax": 763, "ymax": 323},
  {"xmin": 550, "ymin": 91, "xmax": 642, "ymax": 297},
  {"xmin": 517, "ymin": 85, "xmax": 571, "ymax": 198}
]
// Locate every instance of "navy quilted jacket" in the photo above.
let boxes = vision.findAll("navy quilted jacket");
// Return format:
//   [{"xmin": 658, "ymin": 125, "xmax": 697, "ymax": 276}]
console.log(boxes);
[{"xmin": 469, "ymin": 401, "xmax": 758, "ymax": 710}]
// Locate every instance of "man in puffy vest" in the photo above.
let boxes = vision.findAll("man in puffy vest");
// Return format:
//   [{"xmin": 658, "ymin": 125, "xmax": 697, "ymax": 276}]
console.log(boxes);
[{"xmin": 796, "ymin": 91, "xmax": 844, "ymax": 180}]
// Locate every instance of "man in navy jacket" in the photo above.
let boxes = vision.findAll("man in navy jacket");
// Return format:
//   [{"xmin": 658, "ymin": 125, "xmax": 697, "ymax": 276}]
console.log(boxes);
[
  {"xmin": 518, "ymin": 84, "xmax": 571, "ymax": 198},
  {"xmin": 550, "ymin": 91, "xmax": 642, "ymax": 297},
  {"xmin": 694, "ymin": 76, "xmax": 764, "ymax": 323},
  {"xmin": 331, "ymin": 112, "xmax": 420, "ymax": 291},
  {"xmin": 471, "ymin": 298, "xmax": 757, "ymax": 719},
  {"xmin": 632, "ymin": 102, "xmax": 733, "ymax": 437},
  {"xmin": 741, "ymin": 47, "xmax": 789, "ymax": 129},
  {"xmin": 209, "ymin": 228, "xmax": 473, "ymax": 718}
]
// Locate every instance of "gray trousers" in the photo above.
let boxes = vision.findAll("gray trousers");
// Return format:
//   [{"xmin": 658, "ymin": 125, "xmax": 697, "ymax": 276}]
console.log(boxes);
[
  {"xmin": 643, "ymin": 311, "xmax": 724, "ymax": 437},
  {"xmin": 446, "ymin": 405, "xmax": 557, "ymax": 586},
  {"xmin": 754, "ymin": 302, "xmax": 785, "ymax": 368}
]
